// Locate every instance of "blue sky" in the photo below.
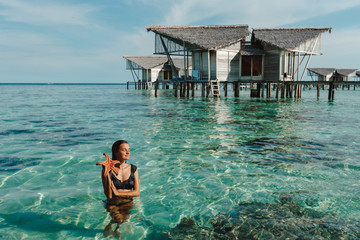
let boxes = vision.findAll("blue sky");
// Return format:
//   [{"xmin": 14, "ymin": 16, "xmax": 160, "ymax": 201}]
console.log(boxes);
[{"xmin": 0, "ymin": 0, "xmax": 359, "ymax": 83}]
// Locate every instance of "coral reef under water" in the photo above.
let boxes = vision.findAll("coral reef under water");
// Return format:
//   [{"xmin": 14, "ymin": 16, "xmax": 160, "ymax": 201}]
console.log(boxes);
[{"xmin": 166, "ymin": 196, "xmax": 360, "ymax": 239}]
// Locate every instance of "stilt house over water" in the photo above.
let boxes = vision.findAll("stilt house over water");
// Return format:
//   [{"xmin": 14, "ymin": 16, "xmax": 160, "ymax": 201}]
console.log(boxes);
[
  {"xmin": 123, "ymin": 56, "xmax": 191, "ymax": 88},
  {"xmin": 146, "ymin": 25, "xmax": 251, "ymax": 82},
  {"xmin": 146, "ymin": 25, "xmax": 332, "ymax": 84},
  {"xmin": 251, "ymin": 28, "xmax": 332, "ymax": 82},
  {"xmin": 308, "ymin": 68, "xmax": 336, "ymax": 81},
  {"xmin": 332, "ymin": 69, "xmax": 358, "ymax": 82},
  {"xmin": 308, "ymin": 68, "xmax": 359, "ymax": 82}
]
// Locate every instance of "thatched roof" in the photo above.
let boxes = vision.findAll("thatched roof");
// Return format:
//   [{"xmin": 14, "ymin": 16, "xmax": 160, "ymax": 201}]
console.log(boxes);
[
  {"xmin": 357, "ymin": 71, "xmax": 360, "ymax": 77},
  {"xmin": 335, "ymin": 69, "xmax": 358, "ymax": 76},
  {"xmin": 123, "ymin": 56, "xmax": 190, "ymax": 69},
  {"xmin": 308, "ymin": 68, "xmax": 335, "ymax": 76},
  {"xmin": 240, "ymin": 44, "xmax": 265, "ymax": 55},
  {"xmin": 252, "ymin": 28, "xmax": 331, "ymax": 50},
  {"xmin": 146, "ymin": 25, "xmax": 250, "ymax": 50}
]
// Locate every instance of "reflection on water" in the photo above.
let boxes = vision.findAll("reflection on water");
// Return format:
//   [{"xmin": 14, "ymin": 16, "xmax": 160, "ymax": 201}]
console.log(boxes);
[{"xmin": 103, "ymin": 198, "xmax": 134, "ymax": 238}]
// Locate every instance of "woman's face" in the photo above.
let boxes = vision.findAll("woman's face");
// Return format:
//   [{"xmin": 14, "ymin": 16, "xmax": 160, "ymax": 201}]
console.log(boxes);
[{"xmin": 117, "ymin": 143, "xmax": 130, "ymax": 161}]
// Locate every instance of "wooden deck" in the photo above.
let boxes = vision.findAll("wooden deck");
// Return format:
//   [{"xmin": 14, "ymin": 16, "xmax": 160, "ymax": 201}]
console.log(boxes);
[{"xmin": 127, "ymin": 79, "xmax": 360, "ymax": 100}]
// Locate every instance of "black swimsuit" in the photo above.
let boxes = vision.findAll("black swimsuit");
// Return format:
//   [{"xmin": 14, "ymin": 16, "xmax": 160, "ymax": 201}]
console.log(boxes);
[{"xmin": 111, "ymin": 164, "xmax": 137, "ymax": 190}]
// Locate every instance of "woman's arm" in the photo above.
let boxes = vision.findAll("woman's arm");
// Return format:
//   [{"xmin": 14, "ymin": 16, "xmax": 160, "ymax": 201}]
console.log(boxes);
[
  {"xmin": 110, "ymin": 170, "xmax": 140, "ymax": 198},
  {"xmin": 101, "ymin": 168, "xmax": 112, "ymax": 199}
]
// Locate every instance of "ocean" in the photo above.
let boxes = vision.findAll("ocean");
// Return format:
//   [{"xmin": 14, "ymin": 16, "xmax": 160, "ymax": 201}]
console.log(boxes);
[{"xmin": 0, "ymin": 84, "xmax": 359, "ymax": 239}]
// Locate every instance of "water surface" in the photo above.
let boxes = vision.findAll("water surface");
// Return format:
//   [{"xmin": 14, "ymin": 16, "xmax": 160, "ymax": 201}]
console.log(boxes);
[{"xmin": 0, "ymin": 85, "xmax": 359, "ymax": 239}]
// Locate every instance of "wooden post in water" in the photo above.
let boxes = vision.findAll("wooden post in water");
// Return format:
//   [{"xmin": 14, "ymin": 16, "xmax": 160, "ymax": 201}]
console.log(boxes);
[
  {"xmin": 201, "ymin": 83, "xmax": 205, "ymax": 97},
  {"xmin": 328, "ymin": 82, "xmax": 334, "ymax": 100},
  {"xmin": 224, "ymin": 82, "xmax": 228, "ymax": 97},
  {"xmin": 286, "ymin": 83, "xmax": 290, "ymax": 98},
  {"xmin": 155, "ymin": 81, "xmax": 158, "ymax": 97},
  {"xmin": 191, "ymin": 83, "xmax": 195, "ymax": 97},
  {"xmin": 257, "ymin": 83, "xmax": 261, "ymax": 97},
  {"xmin": 206, "ymin": 82, "xmax": 210, "ymax": 98},
  {"xmin": 234, "ymin": 82, "xmax": 239, "ymax": 97},
  {"xmin": 317, "ymin": 84, "xmax": 320, "ymax": 99},
  {"xmin": 174, "ymin": 82, "xmax": 178, "ymax": 97},
  {"xmin": 183, "ymin": 82, "xmax": 187, "ymax": 97},
  {"xmin": 286, "ymin": 84, "xmax": 295, "ymax": 98},
  {"xmin": 261, "ymin": 83, "xmax": 264, "ymax": 98},
  {"xmin": 266, "ymin": 83, "xmax": 271, "ymax": 98},
  {"xmin": 275, "ymin": 83, "xmax": 279, "ymax": 99},
  {"xmin": 127, "ymin": 82, "xmax": 129, "ymax": 90},
  {"xmin": 187, "ymin": 82, "xmax": 190, "ymax": 97},
  {"xmin": 233, "ymin": 82, "xmax": 236, "ymax": 97}
]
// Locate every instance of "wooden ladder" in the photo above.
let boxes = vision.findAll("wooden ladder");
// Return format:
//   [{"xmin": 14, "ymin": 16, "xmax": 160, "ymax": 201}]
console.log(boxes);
[{"xmin": 210, "ymin": 80, "xmax": 221, "ymax": 97}]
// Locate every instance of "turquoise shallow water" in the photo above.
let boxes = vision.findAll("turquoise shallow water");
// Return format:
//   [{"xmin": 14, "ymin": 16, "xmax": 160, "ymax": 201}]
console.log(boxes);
[{"xmin": 0, "ymin": 85, "xmax": 360, "ymax": 239}]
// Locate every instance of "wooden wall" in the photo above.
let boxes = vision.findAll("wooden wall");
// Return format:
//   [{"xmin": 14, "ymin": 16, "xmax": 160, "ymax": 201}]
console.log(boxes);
[
  {"xmin": 151, "ymin": 67, "xmax": 162, "ymax": 82},
  {"xmin": 263, "ymin": 50, "xmax": 280, "ymax": 81},
  {"xmin": 216, "ymin": 51, "xmax": 239, "ymax": 81}
]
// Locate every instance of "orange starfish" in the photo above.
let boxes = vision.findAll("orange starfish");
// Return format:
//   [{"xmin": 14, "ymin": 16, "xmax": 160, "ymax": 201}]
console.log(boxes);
[{"xmin": 96, "ymin": 153, "xmax": 120, "ymax": 177}]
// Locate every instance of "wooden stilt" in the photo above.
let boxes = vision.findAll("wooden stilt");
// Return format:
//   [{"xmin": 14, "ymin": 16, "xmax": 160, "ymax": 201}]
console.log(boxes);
[
  {"xmin": 183, "ymin": 82, "xmax": 187, "ymax": 97},
  {"xmin": 276, "ymin": 83, "xmax": 279, "ymax": 99},
  {"xmin": 261, "ymin": 83, "xmax": 264, "ymax": 98},
  {"xmin": 155, "ymin": 81, "xmax": 158, "ymax": 97},
  {"xmin": 233, "ymin": 82, "xmax": 237, "ymax": 97},
  {"xmin": 328, "ymin": 82, "xmax": 334, "ymax": 100},
  {"xmin": 267, "ymin": 83, "xmax": 271, "ymax": 98},
  {"xmin": 174, "ymin": 82, "xmax": 178, "ymax": 97},
  {"xmin": 286, "ymin": 84, "xmax": 290, "ymax": 98},
  {"xmin": 127, "ymin": 82, "xmax": 129, "ymax": 90},
  {"xmin": 206, "ymin": 83, "xmax": 210, "ymax": 98},
  {"xmin": 187, "ymin": 82, "xmax": 190, "ymax": 97},
  {"xmin": 233, "ymin": 82, "xmax": 239, "ymax": 97},
  {"xmin": 280, "ymin": 83, "xmax": 285, "ymax": 98},
  {"xmin": 224, "ymin": 82, "xmax": 228, "ymax": 97},
  {"xmin": 191, "ymin": 83, "xmax": 195, "ymax": 97},
  {"xmin": 317, "ymin": 84, "xmax": 320, "ymax": 99}
]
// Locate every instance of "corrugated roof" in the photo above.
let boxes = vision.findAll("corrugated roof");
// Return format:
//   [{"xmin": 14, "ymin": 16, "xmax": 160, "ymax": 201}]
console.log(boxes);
[
  {"xmin": 123, "ymin": 56, "xmax": 190, "ymax": 69},
  {"xmin": 336, "ymin": 69, "xmax": 358, "ymax": 76},
  {"xmin": 308, "ymin": 68, "xmax": 335, "ymax": 76},
  {"xmin": 146, "ymin": 25, "xmax": 250, "ymax": 50},
  {"xmin": 253, "ymin": 28, "xmax": 331, "ymax": 50}
]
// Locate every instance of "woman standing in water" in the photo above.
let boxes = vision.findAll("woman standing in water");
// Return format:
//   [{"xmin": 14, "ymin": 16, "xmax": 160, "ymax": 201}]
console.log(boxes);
[{"xmin": 100, "ymin": 140, "xmax": 140, "ymax": 237}]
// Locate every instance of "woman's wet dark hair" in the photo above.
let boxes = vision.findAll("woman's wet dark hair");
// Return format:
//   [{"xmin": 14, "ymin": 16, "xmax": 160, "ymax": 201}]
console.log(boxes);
[{"xmin": 112, "ymin": 140, "xmax": 129, "ymax": 160}]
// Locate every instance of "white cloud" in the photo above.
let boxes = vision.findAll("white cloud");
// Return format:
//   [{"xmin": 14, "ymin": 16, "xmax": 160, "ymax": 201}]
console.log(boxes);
[
  {"xmin": 162, "ymin": 0, "xmax": 360, "ymax": 27},
  {"xmin": 0, "ymin": 0, "xmax": 358, "ymax": 82},
  {"xmin": 0, "ymin": 0, "xmax": 97, "ymax": 26}
]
